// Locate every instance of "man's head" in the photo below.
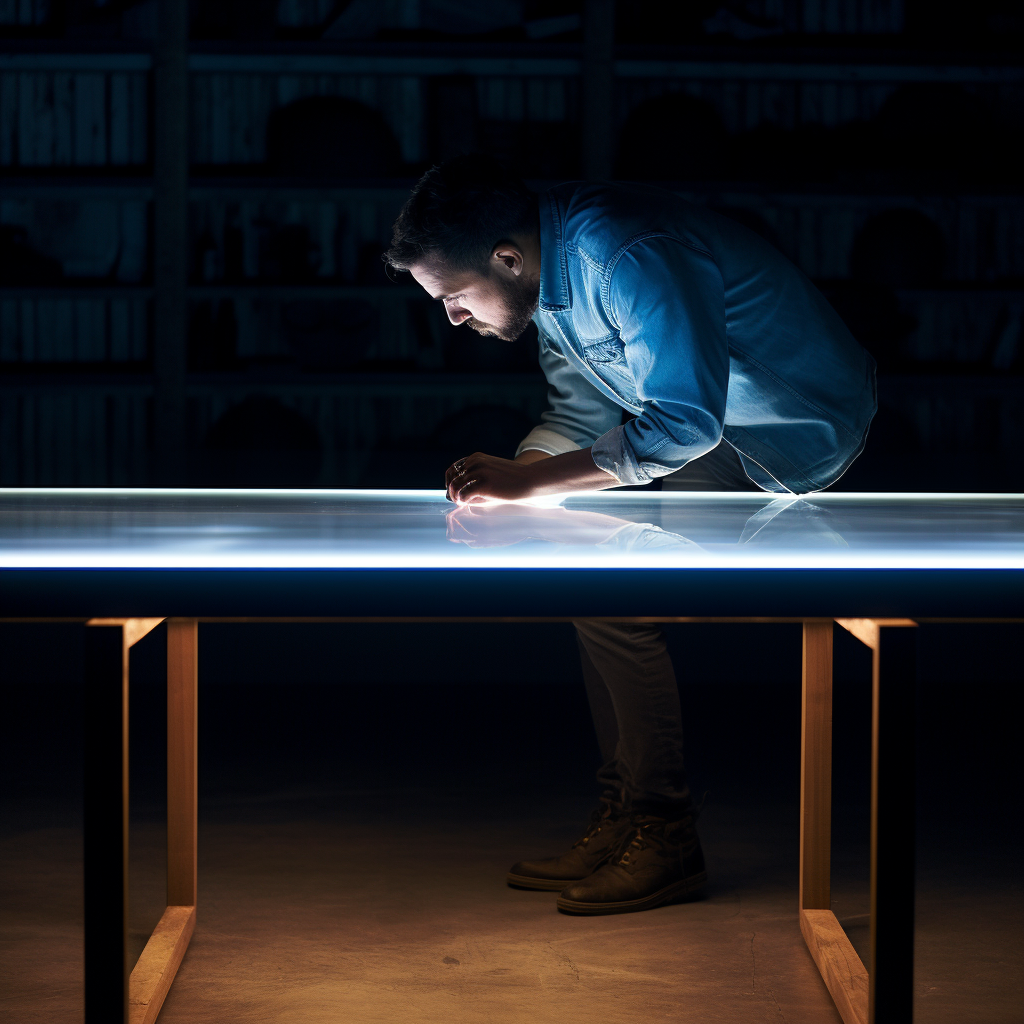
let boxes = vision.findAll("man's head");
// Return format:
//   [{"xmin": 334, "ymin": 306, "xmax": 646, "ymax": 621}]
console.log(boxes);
[{"xmin": 384, "ymin": 155, "xmax": 541, "ymax": 342}]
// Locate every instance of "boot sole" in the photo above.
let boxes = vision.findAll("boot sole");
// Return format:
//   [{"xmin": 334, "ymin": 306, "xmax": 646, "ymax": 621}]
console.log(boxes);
[
  {"xmin": 507, "ymin": 872, "xmax": 583, "ymax": 892},
  {"xmin": 556, "ymin": 871, "xmax": 708, "ymax": 915}
]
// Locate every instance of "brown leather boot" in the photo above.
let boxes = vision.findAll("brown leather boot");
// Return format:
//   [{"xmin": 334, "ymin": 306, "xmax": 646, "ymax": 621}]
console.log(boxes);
[
  {"xmin": 556, "ymin": 813, "xmax": 707, "ymax": 914},
  {"xmin": 507, "ymin": 807, "xmax": 634, "ymax": 891}
]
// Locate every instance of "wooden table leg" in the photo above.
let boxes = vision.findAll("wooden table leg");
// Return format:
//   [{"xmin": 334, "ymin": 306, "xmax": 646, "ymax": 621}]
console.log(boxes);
[
  {"xmin": 832, "ymin": 618, "xmax": 918, "ymax": 1024},
  {"xmin": 870, "ymin": 624, "xmax": 918, "ymax": 1024},
  {"xmin": 166, "ymin": 619, "xmax": 198, "ymax": 909},
  {"xmin": 800, "ymin": 619, "xmax": 833, "ymax": 911},
  {"xmin": 83, "ymin": 622, "xmax": 130, "ymax": 1024},
  {"xmin": 129, "ymin": 618, "xmax": 198, "ymax": 1024},
  {"xmin": 83, "ymin": 618, "xmax": 164, "ymax": 1024},
  {"xmin": 799, "ymin": 620, "xmax": 870, "ymax": 1024}
]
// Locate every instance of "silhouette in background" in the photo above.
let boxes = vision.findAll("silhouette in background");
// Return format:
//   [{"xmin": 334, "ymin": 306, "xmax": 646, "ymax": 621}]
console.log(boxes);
[
  {"xmin": 191, "ymin": 0, "xmax": 278, "ymax": 41},
  {"xmin": 825, "ymin": 207, "xmax": 951, "ymax": 486},
  {"xmin": 614, "ymin": 1, "xmax": 719, "ymax": 44},
  {"xmin": 362, "ymin": 404, "xmax": 536, "ymax": 489},
  {"xmin": 188, "ymin": 300, "xmax": 238, "ymax": 371},
  {"xmin": 711, "ymin": 206, "xmax": 779, "ymax": 247},
  {"xmin": 187, "ymin": 94, "xmax": 404, "ymax": 381},
  {"xmin": 202, "ymin": 395, "xmax": 322, "ymax": 487},
  {"xmin": 0, "ymin": 225, "xmax": 63, "ymax": 284},
  {"xmin": 479, "ymin": 110, "xmax": 582, "ymax": 180},
  {"xmin": 616, "ymin": 94, "xmax": 727, "ymax": 182},
  {"xmin": 254, "ymin": 222, "xmax": 319, "ymax": 282},
  {"xmin": 825, "ymin": 208, "xmax": 945, "ymax": 372},
  {"xmin": 428, "ymin": 76, "xmax": 481, "ymax": 165},
  {"xmin": 613, "ymin": 81, "xmax": 1017, "ymax": 190},
  {"xmin": 870, "ymin": 84, "xmax": 1007, "ymax": 184},
  {"xmin": 442, "ymin": 320, "xmax": 540, "ymax": 374},
  {"xmin": 266, "ymin": 95, "xmax": 404, "ymax": 179},
  {"xmin": 850, "ymin": 208, "xmax": 947, "ymax": 289},
  {"xmin": 283, "ymin": 299, "xmax": 379, "ymax": 371}
]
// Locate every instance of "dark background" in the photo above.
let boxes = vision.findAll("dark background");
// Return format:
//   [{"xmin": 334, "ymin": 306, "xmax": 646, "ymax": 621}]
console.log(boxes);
[{"xmin": 0, "ymin": 0, "xmax": 1021, "ymax": 491}]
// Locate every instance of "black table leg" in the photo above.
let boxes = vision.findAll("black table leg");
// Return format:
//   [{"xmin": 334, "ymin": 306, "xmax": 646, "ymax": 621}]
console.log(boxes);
[
  {"xmin": 83, "ymin": 623, "xmax": 129, "ymax": 1024},
  {"xmin": 870, "ymin": 624, "xmax": 918, "ymax": 1023}
]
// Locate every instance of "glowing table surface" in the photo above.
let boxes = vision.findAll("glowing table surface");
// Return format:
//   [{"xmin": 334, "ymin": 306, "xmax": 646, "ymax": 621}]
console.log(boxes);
[{"xmin": 1, "ymin": 489, "xmax": 1021, "ymax": 617}]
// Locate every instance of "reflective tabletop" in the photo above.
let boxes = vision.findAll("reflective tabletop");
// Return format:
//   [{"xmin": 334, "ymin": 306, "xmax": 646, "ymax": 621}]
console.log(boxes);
[{"xmin": 1, "ymin": 489, "xmax": 1021, "ymax": 570}]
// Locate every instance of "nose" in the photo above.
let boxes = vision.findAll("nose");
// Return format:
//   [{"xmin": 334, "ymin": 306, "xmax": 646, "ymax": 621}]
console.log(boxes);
[{"xmin": 445, "ymin": 300, "xmax": 471, "ymax": 326}]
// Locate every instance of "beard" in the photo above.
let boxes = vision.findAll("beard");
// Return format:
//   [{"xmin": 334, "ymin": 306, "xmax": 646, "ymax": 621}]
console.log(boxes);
[{"xmin": 466, "ymin": 273, "xmax": 540, "ymax": 342}]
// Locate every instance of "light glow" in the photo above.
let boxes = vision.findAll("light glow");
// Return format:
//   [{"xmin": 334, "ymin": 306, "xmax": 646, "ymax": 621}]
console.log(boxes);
[{"xmin": 0, "ymin": 489, "xmax": 1021, "ymax": 571}]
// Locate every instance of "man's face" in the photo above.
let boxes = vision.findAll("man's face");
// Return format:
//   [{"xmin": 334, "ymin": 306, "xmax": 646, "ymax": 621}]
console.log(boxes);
[{"xmin": 409, "ymin": 253, "xmax": 539, "ymax": 343}]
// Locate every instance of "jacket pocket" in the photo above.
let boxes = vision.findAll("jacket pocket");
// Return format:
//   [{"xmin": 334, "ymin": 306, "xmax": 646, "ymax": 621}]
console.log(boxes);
[{"xmin": 582, "ymin": 338, "xmax": 625, "ymax": 363}]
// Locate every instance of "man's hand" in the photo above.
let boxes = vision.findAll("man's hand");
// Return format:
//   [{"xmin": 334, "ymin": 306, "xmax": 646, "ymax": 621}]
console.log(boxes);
[
  {"xmin": 445, "ymin": 447, "xmax": 619, "ymax": 504},
  {"xmin": 445, "ymin": 452, "xmax": 535, "ymax": 504}
]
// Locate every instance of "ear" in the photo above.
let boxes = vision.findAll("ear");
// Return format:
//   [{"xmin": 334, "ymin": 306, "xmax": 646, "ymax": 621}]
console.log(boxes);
[{"xmin": 492, "ymin": 245, "xmax": 524, "ymax": 277}]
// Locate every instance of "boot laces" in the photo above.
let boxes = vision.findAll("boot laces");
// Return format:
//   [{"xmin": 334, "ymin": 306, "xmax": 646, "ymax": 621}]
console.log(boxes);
[
  {"xmin": 574, "ymin": 808, "xmax": 617, "ymax": 849},
  {"xmin": 616, "ymin": 823, "xmax": 654, "ymax": 866}
]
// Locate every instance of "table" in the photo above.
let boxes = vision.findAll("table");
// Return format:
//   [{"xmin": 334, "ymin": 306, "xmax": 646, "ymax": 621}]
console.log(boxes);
[{"xmin": 2, "ymin": 488, "xmax": 1021, "ymax": 1024}]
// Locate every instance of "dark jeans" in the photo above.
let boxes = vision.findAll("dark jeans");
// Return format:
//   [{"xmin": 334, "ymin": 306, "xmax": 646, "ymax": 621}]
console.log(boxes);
[{"xmin": 573, "ymin": 442, "xmax": 762, "ymax": 819}]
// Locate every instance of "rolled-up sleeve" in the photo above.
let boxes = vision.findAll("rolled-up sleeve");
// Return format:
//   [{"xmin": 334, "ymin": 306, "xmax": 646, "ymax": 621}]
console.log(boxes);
[
  {"xmin": 517, "ymin": 327, "xmax": 624, "ymax": 457},
  {"xmin": 590, "ymin": 236, "xmax": 728, "ymax": 485}
]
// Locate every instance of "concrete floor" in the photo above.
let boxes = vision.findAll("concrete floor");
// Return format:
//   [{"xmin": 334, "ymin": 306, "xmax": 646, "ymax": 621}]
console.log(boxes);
[{"xmin": 2, "ymin": 788, "xmax": 1021, "ymax": 1024}]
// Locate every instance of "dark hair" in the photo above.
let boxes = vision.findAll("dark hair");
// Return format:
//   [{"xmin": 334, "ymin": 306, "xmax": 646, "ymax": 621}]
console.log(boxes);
[{"xmin": 384, "ymin": 155, "xmax": 537, "ymax": 273}]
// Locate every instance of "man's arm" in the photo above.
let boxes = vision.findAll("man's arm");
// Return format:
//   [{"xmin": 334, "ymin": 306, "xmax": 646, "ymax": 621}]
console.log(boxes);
[
  {"xmin": 446, "ymin": 447, "xmax": 618, "ymax": 503},
  {"xmin": 515, "ymin": 330, "xmax": 623, "ymax": 459},
  {"xmin": 441, "ymin": 336, "xmax": 623, "ymax": 501},
  {"xmin": 524, "ymin": 448, "xmax": 619, "ymax": 493},
  {"xmin": 589, "ymin": 237, "xmax": 728, "ymax": 485},
  {"xmin": 514, "ymin": 448, "xmax": 553, "ymax": 465}
]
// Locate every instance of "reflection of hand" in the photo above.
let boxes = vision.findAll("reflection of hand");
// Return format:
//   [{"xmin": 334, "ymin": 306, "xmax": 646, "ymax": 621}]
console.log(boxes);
[
  {"xmin": 446, "ymin": 505, "xmax": 533, "ymax": 547},
  {"xmin": 446, "ymin": 503, "xmax": 633, "ymax": 548}
]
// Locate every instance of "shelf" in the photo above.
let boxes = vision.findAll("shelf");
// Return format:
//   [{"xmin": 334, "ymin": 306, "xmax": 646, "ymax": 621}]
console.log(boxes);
[
  {"xmin": 614, "ymin": 58, "xmax": 1024, "ymax": 84},
  {"xmin": 0, "ymin": 286, "xmax": 155, "ymax": 299},
  {"xmin": 2, "ymin": 45, "xmax": 1022, "ymax": 83},
  {"xmin": 2, "ymin": 283, "xmax": 1020, "ymax": 299},
  {"xmin": 0, "ymin": 285, "xmax": 423, "ymax": 299},
  {"xmin": 0, "ymin": 370, "xmax": 1015, "ymax": 392},
  {"xmin": 0, "ymin": 370, "xmax": 547, "ymax": 391},
  {"xmin": 188, "ymin": 285, "xmax": 421, "ymax": 300},
  {"xmin": 188, "ymin": 179, "xmax": 414, "ymax": 202},
  {"xmin": 877, "ymin": 373, "xmax": 1023, "ymax": 398},
  {"xmin": 0, "ymin": 177, "xmax": 415, "ymax": 201},
  {"xmin": 0, "ymin": 176, "xmax": 413, "ymax": 201},
  {"xmin": 3, "ymin": 175, "xmax": 1021, "ymax": 203},
  {"xmin": 0, "ymin": 177, "xmax": 155, "ymax": 200},
  {"xmin": 188, "ymin": 179, "xmax": 1024, "ymax": 204}
]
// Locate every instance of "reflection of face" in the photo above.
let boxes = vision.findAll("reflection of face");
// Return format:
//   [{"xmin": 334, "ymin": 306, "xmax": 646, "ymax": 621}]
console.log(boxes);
[{"xmin": 410, "ymin": 260, "xmax": 539, "ymax": 342}]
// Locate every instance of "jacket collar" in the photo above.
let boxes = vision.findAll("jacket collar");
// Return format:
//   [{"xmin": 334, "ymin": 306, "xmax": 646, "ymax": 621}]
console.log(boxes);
[{"xmin": 538, "ymin": 190, "xmax": 572, "ymax": 312}]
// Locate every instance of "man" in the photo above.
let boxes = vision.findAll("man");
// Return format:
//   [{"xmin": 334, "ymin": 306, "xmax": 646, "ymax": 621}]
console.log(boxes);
[{"xmin": 384, "ymin": 155, "xmax": 875, "ymax": 916}]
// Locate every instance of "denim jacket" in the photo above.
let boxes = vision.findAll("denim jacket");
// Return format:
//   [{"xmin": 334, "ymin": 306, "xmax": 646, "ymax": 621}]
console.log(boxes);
[{"xmin": 518, "ymin": 182, "xmax": 877, "ymax": 493}]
